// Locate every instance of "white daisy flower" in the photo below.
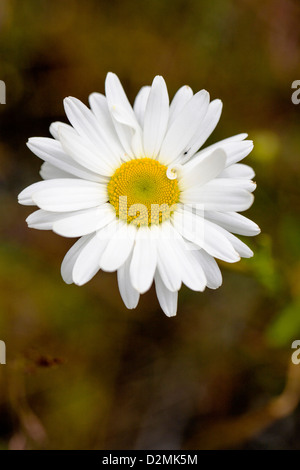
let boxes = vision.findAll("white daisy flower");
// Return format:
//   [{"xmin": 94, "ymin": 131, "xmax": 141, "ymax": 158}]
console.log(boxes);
[{"xmin": 18, "ymin": 72, "xmax": 260, "ymax": 317}]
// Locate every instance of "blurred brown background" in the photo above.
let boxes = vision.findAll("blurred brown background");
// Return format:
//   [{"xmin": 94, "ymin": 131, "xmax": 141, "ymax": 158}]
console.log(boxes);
[{"xmin": 0, "ymin": 0, "xmax": 300, "ymax": 450}]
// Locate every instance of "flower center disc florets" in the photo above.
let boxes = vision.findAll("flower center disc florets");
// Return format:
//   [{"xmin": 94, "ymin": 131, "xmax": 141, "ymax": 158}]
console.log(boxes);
[{"xmin": 108, "ymin": 158, "xmax": 180, "ymax": 226}]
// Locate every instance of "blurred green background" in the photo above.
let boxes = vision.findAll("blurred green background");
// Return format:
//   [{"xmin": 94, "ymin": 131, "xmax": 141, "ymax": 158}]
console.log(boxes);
[{"xmin": 0, "ymin": 0, "xmax": 300, "ymax": 450}]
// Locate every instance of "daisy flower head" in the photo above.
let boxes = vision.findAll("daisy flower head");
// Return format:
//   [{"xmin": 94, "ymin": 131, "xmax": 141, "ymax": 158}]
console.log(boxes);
[{"xmin": 18, "ymin": 73, "xmax": 260, "ymax": 317}]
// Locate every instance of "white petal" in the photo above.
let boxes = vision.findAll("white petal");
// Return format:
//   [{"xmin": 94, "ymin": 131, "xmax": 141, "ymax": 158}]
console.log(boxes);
[
  {"xmin": 172, "ymin": 209, "xmax": 240, "ymax": 263},
  {"xmin": 26, "ymin": 209, "xmax": 64, "ymax": 230},
  {"xmin": 28, "ymin": 179, "xmax": 107, "ymax": 212},
  {"xmin": 173, "ymin": 235, "xmax": 207, "ymax": 291},
  {"xmin": 223, "ymin": 230, "xmax": 253, "ymax": 258},
  {"xmin": 159, "ymin": 90, "xmax": 210, "ymax": 165},
  {"xmin": 40, "ymin": 162, "xmax": 74, "ymax": 180},
  {"xmin": 168, "ymin": 85, "xmax": 193, "ymax": 127},
  {"xmin": 181, "ymin": 148, "xmax": 226, "ymax": 190},
  {"xmin": 105, "ymin": 72, "xmax": 141, "ymax": 158},
  {"xmin": 224, "ymin": 141, "xmax": 254, "ymax": 167},
  {"xmin": 61, "ymin": 235, "xmax": 93, "ymax": 284},
  {"xmin": 201, "ymin": 221, "xmax": 254, "ymax": 258},
  {"xmin": 27, "ymin": 206, "xmax": 113, "ymax": 236},
  {"xmin": 156, "ymin": 225, "xmax": 182, "ymax": 292},
  {"xmin": 162, "ymin": 222, "xmax": 206, "ymax": 291},
  {"xmin": 204, "ymin": 211, "xmax": 261, "ymax": 236},
  {"xmin": 183, "ymin": 99, "xmax": 222, "ymax": 161},
  {"xmin": 205, "ymin": 177, "xmax": 256, "ymax": 192},
  {"xmin": 27, "ymin": 137, "xmax": 103, "ymax": 182},
  {"xmin": 219, "ymin": 163, "xmax": 255, "ymax": 179},
  {"xmin": 59, "ymin": 126, "xmax": 114, "ymax": 176},
  {"xmin": 52, "ymin": 204, "xmax": 116, "ymax": 237},
  {"xmin": 181, "ymin": 179, "xmax": 254, "ymax": 212},
  {"xmin": 143, "ymin": 76, "xmax": 169, "ymax": 158},
  {"xmin": 18, "ymin": 179, "xmax": 66, "ymax": 206},
  {"xmin": 201, "ymin": 218, "xmax": 241, "ymax": 262},
  {"xmin": 196, "ymin": 133, "xmax": 248, "ymax": 155},
  {"xmin": 100, "ymin": 222, "xmax": 136, "ymax": 272},
  {"xmin": 117, "ymin": 253, "xmax": 140, "ymax": 309},
  {"xmin": 155, "ymin": 270, "xmax": 178, "ymax": 317},
  {"xmin": 130, "ymin": 226, "xmax": 157, "ymax": 294},
  {"xmin": 72, "ymin": 232, "xmax": 110, "ymax": 285},
  {"xmin": 63, "ymin": 97, "xmax": 102, "ymax": 144},
  {"xmin": 133, "ymin": 86, "xmax": 151, "ymax": 127},
  {"xmin": 49, "ymin": 121, "xmax": 74, "ymax": 140},
  {"xmin": 88, "ymin": 92, "xmax": 125, "ymax": 160},
  {"xmin": 64, "ymin": 97, "xmax": 121, "ymax": 168},
  {"xmin": 110, "ymin": 104, "xmax": 144, "ymax": 157},
  {"xmin": 195, "ymin": 139, "xmax": 253, "ymax": 167},
  {"xmin": 193, "ymin": 250, "xmax": 222, "ymax": 289},
  {"xmin": 105, "ymin": 72, "xmax": 135, "ymax": 117}
]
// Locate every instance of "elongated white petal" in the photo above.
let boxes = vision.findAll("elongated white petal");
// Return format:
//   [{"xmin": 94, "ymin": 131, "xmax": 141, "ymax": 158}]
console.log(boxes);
[
  {"xmin": 53, "ymin": 204, "xmax": 115, "ymax": 237},
  {"xmin": 64, "ymin": 97, "xmax": 103, "ymax": 144},
  {"xmin": 159, "ymin": 90, "xmax": 210, "ymax": 165},
  {"xmin": 181, "ymin": 180, "xmax": 254, "ymax": 211},
  {"xmin": 133, "ymin": 86, "xmax": 151, "ymax": 127},
  {"xmin": 105, "ymin": 72, "xmax": 135, "ymax": 118},
  {"xmin": 50, "ymin": 121, "xmax": 74, "ymax": 140},
  {"xmin": 27, "ymin": 205, "xmax": 113, "ymax": 236},
  {"xmin": 162, "ymin": 222, "xmax": 207, "ymax": 291},
  {"xmin": 105, "ymin": 72, "xmax": 141, "ymax": 158},
  {"xmin": 201, "ymin": 218, "xmax": 241, "ymax": 262},
  {"xmin": 196, "ymin": 139, "xmax": 253, "ymax": 167},
  {"xmin": 130, "ymin": 226, "xmax": 157, "ymax": 294},
  {"xmin": 219, "ymin": 163, "xmax": 255, "ymax": 179},
  {"xmin": 182, "ymin": 99, "xmax": 223, "ymax": 161},
  {"xmin": 143, "ymin": 76, "xmax": 169, "ymax": 158},
  {"xmin": 155, "ymin": 270, "xmax": 178, "ymax": 317},
  {"xmin": 26, "ymin": 209, "xmax": 65, "ymax": 230},
  {"xmin": 59, "ymin": 126, "xmax": 114, "ymax": 176},
  {"xmin": 64, "ymin": 97, "xmax": 121, "ymax": 168},
  {"xmin": 224, "ymin": 141, "xmax": 254, "ymax": 167},
  {"xmin": 204, "ymin": 211, "xmax": 260, "ymax": 236},
  {"xmin": 196, "ymin": 133, "xmax": 248, "ymax": 155},
  {"xmin": 193, "ymin": 250, "xmax": 222, "ymax": 289},
  {"xmin": 100, "ymin": 222, "xmax": 136, "ymax": 272},
  {"xmin": 72, "ymin": 232, "xmax": 110, "ymax": 285},
  {"xmin": 172, "ymin": 209, "xmax": 240, "ymax": 263},
  {"xmin": 88, "ymin": 92, "xmax": 125, "ymax": 160},
  {"xmin": 110, "ymin": 104, "xmax": 144, "ymax": 157},
  {"xmin": 224, "ymin": 230, "xmax": 253, "ymax": 258},
  {"xmin": 40, "ymin": 162, "xmax": 74, "ymax": 180},
  {"xmin": 27, "ymin": 137, "xmax": 102, "ymax": 182},
  {"xmin": 61, "ymin": 235, "xmax": 93, "ymax": 284},
  {"xmin": 27, "ymin": 179, "xmax": 107, "ymax": 212},
  {"xmin": 181, "ymin": 148, "xmax": 226, "ymax": 190},
  {"xmin": 117, "ymin": 253, "xmax": 140, "ymax": 309},
  {"xmin": 168, "ymin": 85, "xmax": 193, "ymax": 126},
  {"xmin": 205, "ymin": 177, "xmax": 256, "ymax": 192},
  {"xmin": 200, "ymin": 220, "xmax": 254, "ymax": 258},
  {"xmin": 156, "ymin": 225, "xmax": 182, "ymax": 292},
  {"xmin": 173, "ymin": 235, "xmax": 207, "ymax": 291},
  {"xmin": 177, "ymin": 251, "xmax": 207, "ymax": 291},
  {"xmin": 18, "ymin": 179, "xmax": 67, "ymax": 206}
]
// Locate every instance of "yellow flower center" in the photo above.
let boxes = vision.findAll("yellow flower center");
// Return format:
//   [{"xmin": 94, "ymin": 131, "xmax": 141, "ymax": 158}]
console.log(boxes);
[{"xmin": 108, "ymin": 158, "xmax": 180, "ymax": 226}]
